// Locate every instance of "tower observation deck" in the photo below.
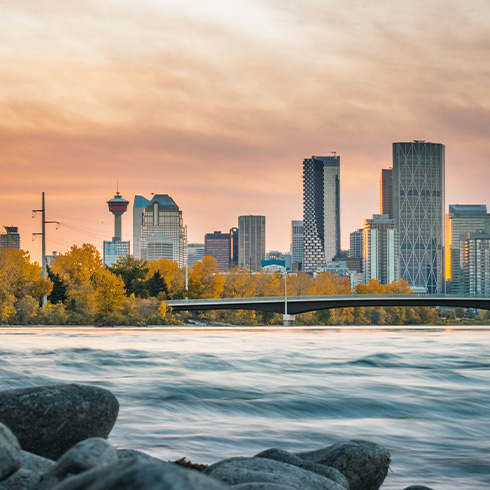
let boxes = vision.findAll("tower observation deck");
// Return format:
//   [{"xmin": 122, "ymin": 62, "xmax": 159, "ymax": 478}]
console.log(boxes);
[{"xmin": 107, "ymin": 191, "xmax": 129, "ymax": 241}]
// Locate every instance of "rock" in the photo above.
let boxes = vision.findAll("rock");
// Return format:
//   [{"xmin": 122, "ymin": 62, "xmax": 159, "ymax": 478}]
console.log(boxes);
[
  {"xmin": 20, "ymin": 451, "xmax": 55, "ymax": 474},
  {"xmin": 296, "ymin": 440, "xmax": 391, "ymax": 490},
  {"xmin": 51, "ymin": 462, "xmax": 230, "ymax": 490},
  {"xmin": 0, "ymin": 451, "xmax": 54, "ymax": 490},
  {"xmin": 34, "ymin": 438, "xmax": 118, "ymax": 490},
  {"xmin": 205, "ymin": 457, "xmax": 346, "ymax": 490},
  {"xmin": 402, "ymin": 487, "xmax": 436, "ymax": 490},
  {"xmin": 0, "ymin": 469, "xmax": 35, "ymax": 490},
  {"xmin": 232, "ymin": 484, "xmax": 298, "ymax": 490},
  {"xmin": 0, "ymin": 384, "xmax": 119, "ymax": 460},
  {"xmin": 255, "ymin": 448, "xmax": 348, "ymax": 489},
  {"xmin": 117, "ymin": 449, "xmax": 163, "ymax": 465},
  {"xmin": 0, "ymin": 423, "xmax": 22, "ymax": 481}
]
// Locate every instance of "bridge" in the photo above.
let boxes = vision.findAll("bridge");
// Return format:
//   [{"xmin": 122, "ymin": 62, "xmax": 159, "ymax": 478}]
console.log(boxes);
[{"xmin": 167, "ymin": 294, "xmax": 490, "ymax": 325}]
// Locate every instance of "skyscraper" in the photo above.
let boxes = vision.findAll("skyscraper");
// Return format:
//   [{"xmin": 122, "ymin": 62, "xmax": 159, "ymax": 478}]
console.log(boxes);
[
  {"xmin": 380, "ymin": 168, "xmax": 393, "ymax": 218},
  {"xmin": 393, "ymin": 141, "xmax": 445, "ymax": 293},
  {"xmin": 140, "ymin": 194, "xmax": 186, "ymax": 267},
  {"xmin": 349, "ymin": 229, "xmax": 363, "ymax": 258},
  {"xmin": 303, "ymin": 155, "xmax": 340, "ymax": 273},
  {"xmin": 462, "ymin": 231, "xmax": 490, "ymax": 295},
  {"xmin": 445, "ymin": 205, "xmax": 490, "ymax": 294},
  {"xmin": 0, "ymin": 226, "xmax": 20, "ymax": 250},
  {"xmin": 230, "ymin": 227, "xmax": 239, "ymax": 267},
  {"xmin": 133, "ymin": 195, "xmax": 150, "ymax": 259},
  {"xmin": 205, "ymin": 231, "xmax": 231, "ymax": 270},
  {"xmin": 363, "ymin": 214, "xmax": 400, "ymax": 285},
  {"xmin": 238, "ymin": 215, "xmax": 265, "ymax": 272},
  {"xmin": 103, "ymin": 191, "xmax": 130, "ymax": 267},
  {"xmin": 290, "ymin": 220, "xmax": 304, "ymax": 269}
]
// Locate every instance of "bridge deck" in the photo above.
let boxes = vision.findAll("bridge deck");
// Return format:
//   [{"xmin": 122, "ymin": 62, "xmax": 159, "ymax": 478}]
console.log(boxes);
[{"xmin": 167, "ymin": 295, "xmax": 490, "ymax": 315}]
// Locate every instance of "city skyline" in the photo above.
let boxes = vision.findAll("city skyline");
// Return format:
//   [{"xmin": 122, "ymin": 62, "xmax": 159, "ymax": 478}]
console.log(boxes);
[{"xmin": 1, "ymin": 1, "xmax": 489, "ymax": 263}]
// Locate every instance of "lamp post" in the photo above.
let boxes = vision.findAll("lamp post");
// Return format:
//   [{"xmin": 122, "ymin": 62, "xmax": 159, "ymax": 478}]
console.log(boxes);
[{"xmin": 282, "ymin": 270, "xmax": 295, "ymax": 326}]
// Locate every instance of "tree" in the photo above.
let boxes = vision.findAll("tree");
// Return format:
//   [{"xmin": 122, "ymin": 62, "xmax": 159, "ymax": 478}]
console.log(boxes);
[
  {"xmin": 94, "ymin": 268, "xmax": 126, "ymax": 317},
  {"xmin": 0, "ymin": 249, "xmax": 52, "ymax": 323},
  {"xmin": 146, "ymin": 271, "xmax": 169, "ymax": 298},
  {"xmin": 47, "ymin": 266, "xmax": 67, "ymax": 304},
  {"xmin": 188, "ymin": 256, "xmax": 225, "ymax": 299},
  {"xmin": 147, "ymin": 258, "xmax": 184, "ymax": 299},
  {"xmin": 51, "ymin": 244, "xmax": 102, "ymax": 286},
  {"xmin": 109, "ymin": 256, "xmax": 149, "ymax": 296}
]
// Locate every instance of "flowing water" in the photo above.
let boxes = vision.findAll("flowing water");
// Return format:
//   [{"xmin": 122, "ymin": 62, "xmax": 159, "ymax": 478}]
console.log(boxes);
[{"xmin": 0, "ymin": 326, "xmax": 489, "ymax": 489}]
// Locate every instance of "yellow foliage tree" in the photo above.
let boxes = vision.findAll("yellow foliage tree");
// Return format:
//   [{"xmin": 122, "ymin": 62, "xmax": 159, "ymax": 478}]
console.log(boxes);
[
  {"xmin": 147, "ymin": 258, "xmax": 184, "ymax": 299},
  {"xmin": 51, "ymin": 243, "xmax": 102, "ymax": 286},
  {"xmin": 94, "ymin": 268, "xmax": 126, "ymax": 317},
  {"xmin": 0, "ymin": 249, "xmax": 52, "ymax": 324},
  {"xmin": 188, "ymin": 256, "xmax": 225, "ymax": 299}
]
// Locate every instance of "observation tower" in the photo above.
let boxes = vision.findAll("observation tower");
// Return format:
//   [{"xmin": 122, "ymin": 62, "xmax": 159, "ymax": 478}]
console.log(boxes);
[{"xmin": 107, "ymin": 191, "xmax": 129, "ymax": 241}]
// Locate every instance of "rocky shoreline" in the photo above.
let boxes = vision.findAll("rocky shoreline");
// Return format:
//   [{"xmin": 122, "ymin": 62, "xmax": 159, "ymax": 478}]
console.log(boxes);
[{"xmin": 0, "ymin": 383, "xmax": 436, "ymax": 490}]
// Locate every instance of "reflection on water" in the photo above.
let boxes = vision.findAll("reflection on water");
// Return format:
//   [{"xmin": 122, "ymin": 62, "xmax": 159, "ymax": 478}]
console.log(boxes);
[{"xmin": 0, "ymin": 326, "xmax": 489, "ymax": 490}]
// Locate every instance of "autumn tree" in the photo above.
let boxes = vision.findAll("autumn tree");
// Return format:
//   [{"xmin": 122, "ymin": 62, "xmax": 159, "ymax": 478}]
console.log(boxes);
[
  {"xmin": 0, "ymin": 249, "xmax": 52, "ymax": 323},
  {"xmin": 188, "ymin": 256, "xmax": 225, "ymax": 299},
  {"xmin": 147, "ymin": 258, "xmax": 184, "ymax": 299}
]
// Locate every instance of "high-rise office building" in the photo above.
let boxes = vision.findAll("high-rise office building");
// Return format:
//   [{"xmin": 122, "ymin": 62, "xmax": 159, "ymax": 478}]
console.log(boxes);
[
  {"xmin": 349, "ymin": 229, "xmax": 363, "ymax": 258},
  {"xmin": 133, "ymin": 195, "xmax": 150, "ymax": 259},
  {"xmin": 103, "ymin": 191, "xmax": 130, "ymax": 267},
  {"xmin": 290, "ymin": 220, "xmax": 304, "ymax": 269},
  {"xmin": 393, "ymin": 141, "xmax": 445, "ymax": 293},
  {"xmin": 230, "ymin": 227, "xmax": 239, "ymax": 267},
  {"xmin": 0, "ymin": 226, "xmax": 20, "ymax": 250},
  {"xmin": 303, "ymin": 155, "xmax": 341, "ymax": 273},
  {"xmin": 363, "ymin": 214, "xmax": 400, "ymax": 285},
  {"xmin": 462, "ymin": 231, "xmax": 490, "ymax": 295},
  {"xmin": 187, "ymin": 243, "xmax": 205, "ymax": 268},
  {"xmin": 139, "ymin": 194, "xmax": 186, "ymax": 267},
  {"xmin": 380, "ymin": 168, "xmax": 393, "ymax": 218},
  {"xmin": 445, "ymin": 205, "xmax": 490, "ymax": 294},
  {"xmin": 238, "ymin": 215, "xmax": 265, "ymax": 272},
  {"xmin": 205, "ymin": 231, "xmax": 231, "ymax": 270}
]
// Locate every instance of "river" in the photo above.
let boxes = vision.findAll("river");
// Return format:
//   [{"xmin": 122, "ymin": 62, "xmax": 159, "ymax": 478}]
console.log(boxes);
[{"xmin": 0, "ymin": 326, "xmax": 488, "ymax": 489}]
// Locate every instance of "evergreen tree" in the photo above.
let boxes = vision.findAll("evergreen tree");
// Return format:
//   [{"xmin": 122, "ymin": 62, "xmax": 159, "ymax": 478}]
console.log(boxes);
[
  {"xmin": 47, "ymin": 266, "xmax": 67, "ymax": 304},
  {"xmin": 146, "ymin": 271, "xmax": 169, "ymax": 298}
]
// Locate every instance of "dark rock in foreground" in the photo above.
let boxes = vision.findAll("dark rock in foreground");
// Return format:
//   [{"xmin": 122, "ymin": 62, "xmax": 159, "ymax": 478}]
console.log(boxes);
[
  {"xmin": 0, "ymin": 450, "xmax": 54, "ymax": 490},
  {"xmin": 255, "ymin": 448, "xmax": 348, "ymax": 489},
  {"xmin": 296, "ymin": 440, "xmax": 391, "ymax": 490},
  {"xmin": 205, "ymin": 457, "xmax": 345, "ymax": 490},
  {"xmin": 0, "ymin": 384, "xmax": 119, "ymax": 460},
  {"xmin": 35, "ymin": 438, "xmax": 118, "ymax": 490},
  {"xmin": 402, "ymin": 486, "xmax": 436, "ymax": 490},
  {"xmin": 0, "ymin": 423, "xmax": 22, "ymax": 481},
  {"xmin": 51, "ymin": 462, "xmax": 230, "ymax": 490}
]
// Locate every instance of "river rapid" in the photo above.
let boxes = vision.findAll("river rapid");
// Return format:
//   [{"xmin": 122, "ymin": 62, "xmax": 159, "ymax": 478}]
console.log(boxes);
[{"xmin": 0, "ymin": 326, "xmax": 488, "ymax": 489}]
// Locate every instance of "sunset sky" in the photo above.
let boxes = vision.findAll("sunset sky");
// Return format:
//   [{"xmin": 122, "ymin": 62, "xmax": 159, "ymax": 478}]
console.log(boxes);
[{"xmin": 1, "ymin": 0, "xmax": 489, "ymax": 263}]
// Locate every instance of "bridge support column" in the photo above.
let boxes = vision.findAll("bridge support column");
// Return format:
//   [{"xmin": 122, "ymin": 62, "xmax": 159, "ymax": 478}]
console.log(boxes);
[{"xmin": 283, "ymin": 314, "xmax": 295, "ymax": 326}]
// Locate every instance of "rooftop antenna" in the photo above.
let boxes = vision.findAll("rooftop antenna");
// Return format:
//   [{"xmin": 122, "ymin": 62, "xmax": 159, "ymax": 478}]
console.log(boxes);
[{"xmin": 331, "ymin": 151, "xmax": 337, "ymax": 156}]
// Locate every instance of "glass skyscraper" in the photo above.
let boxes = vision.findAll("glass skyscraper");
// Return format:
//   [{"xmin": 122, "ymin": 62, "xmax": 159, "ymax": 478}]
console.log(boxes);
[
  {"xmin": 393, "ymin": 141, "xmax": 445, "ymax": 293},
  {"xmin": 303, "ymin": 155, "xmax": 340, "ymax": 273},
  {"xmin": 238, "ymin": 215, "xmax": 265, "ymax": 272}
]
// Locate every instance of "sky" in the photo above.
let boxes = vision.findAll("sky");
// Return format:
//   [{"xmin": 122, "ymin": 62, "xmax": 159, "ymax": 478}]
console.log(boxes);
[{"xmin": 1, "ymin": 0, "xmax": 489, "ymax": 263}]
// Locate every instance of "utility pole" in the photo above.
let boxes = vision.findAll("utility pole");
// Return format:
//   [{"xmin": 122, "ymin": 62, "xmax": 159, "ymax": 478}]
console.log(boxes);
[
  {"xmin": 32, "ymin": 192, "xmax": 58, "ymax": 306},
  {"xmin": 184, "ymin": 224, "xmax": 188, "ymax": 298}
]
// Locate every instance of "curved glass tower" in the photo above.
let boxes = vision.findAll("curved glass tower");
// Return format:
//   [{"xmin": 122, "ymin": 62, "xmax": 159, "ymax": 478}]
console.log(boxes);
[{"xmin": 393, "ymin": 141, "xmax": 445, "ymax": 293}]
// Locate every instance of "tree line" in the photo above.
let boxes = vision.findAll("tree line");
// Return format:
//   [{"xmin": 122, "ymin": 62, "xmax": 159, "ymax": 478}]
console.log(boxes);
[{"xmin": 0, "ymin": 244, "xmax": 486, "ymax": 325}]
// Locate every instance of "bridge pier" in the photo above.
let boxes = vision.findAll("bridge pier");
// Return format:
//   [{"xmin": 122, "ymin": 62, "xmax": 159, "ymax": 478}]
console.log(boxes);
[{"xmin": 283, "ymin": 314, "xmax": 295, "ymax": 326}]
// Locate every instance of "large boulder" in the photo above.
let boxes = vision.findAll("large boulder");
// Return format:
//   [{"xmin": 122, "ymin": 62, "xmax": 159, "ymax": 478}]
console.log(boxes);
[
  {"xmin": 0, "ymin": 384, "xmax": 119, "ymax": 460},
  {"xmin": 117, "ymin": 449, "xmax": 163, "ymax": 465},
  {"xmin": 402, "ymin": 487, "xmax": 436, "ymax": 490},
  {"xmin": 35, "ymin": 438, "xmax": 118, "ymax": 490},
  {"xmin": 51, "ymin": 462, "xmax": 230, "ymax": 490},
  {"xmin": 255, "ymin": 448, "xmax": 348, "ymax": 489},
  {"xmin": 205, "ymin": 457, "xmax": 346, "ymax": 490},
  {"xmin": 296, "ymin": 440, "xmax": 391, "ymax": 490},
  {"xmin": 0, "ymin": 423, "xmax": 22, "ymax": 481}
]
